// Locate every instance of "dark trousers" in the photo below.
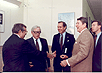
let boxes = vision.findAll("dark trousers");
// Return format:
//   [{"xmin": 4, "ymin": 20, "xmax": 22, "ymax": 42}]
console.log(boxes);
[
  {"xmin": 29, "ymin": 64, "xmax": 46, "ymax": 72},
  {"xmin": 54, "ymin": 65, "xmax": 70, "ymax": 72}
]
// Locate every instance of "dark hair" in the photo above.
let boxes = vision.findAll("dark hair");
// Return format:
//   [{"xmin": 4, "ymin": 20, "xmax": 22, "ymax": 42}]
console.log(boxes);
[
  {"xmin": 12, "ymin": 23, "xmax": 26, "ymax": 33},
  {"xmin": 92, "ymin": 20, "xmax": 102, "ymax": 31},
  {"xmin": 77, "ymin": 17, "xmax": 88, "ymax": 28},
  {"xmin": 58, "ymin": 21, "xmax": 67, "ymax": 29}
]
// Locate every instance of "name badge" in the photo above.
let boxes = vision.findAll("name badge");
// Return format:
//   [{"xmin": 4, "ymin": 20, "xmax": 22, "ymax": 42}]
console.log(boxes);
[{"xmin": 65, "ymin": 48, "xmax": 67, "ymax": 53}]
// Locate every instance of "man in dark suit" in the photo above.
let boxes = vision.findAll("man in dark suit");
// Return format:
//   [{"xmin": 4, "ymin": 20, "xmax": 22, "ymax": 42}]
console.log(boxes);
[
  {"xmin": 91, "ymin": 20, "xmax": 102, "ymax": 72},
  {"xmin": 27, "ymin": 25, "xmax": 50, "ymax": 72},
  {"xmin": 2, "ymin": 23, "xmax": 52, "ymax": 72},
  {"xmin": 51, "ymin": 21, "xmax": 75, "ymax": 72}
]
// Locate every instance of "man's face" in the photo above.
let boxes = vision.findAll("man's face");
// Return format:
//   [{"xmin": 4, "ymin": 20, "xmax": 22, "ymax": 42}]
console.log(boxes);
[
  {"xmin": 20, "ymin": 27, "xmax": 27, "ymax": 39},
  {"xmin": 31, "ymin": 27, "xmax": 41, "ymax": 39},
  {"xmin": 92, "ymin": 22, "xmax": 101, "ymax": 34},
  {"xmin": 76, "ymin": 20, "xmax": 85, "ymax": 33},
  {"xmin": 57, "ymin": 22, "xmax": 66, "ymax": 34}
]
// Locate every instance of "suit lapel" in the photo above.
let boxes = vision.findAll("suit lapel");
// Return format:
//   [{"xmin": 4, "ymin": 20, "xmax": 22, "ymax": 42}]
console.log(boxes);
[
  {"xmin": 57, "ymin": 33, "xmax": 60, "ymax": 45},
  {"xmin": 57, "ymin": 33, "xmax": 62, "ymax": 51},
  {"xmin": 64, "ymin": 32, "xmax": 68, "ymax": 45},
  {"xmin": 30, "ymin": 37, "xmax": 36, "ymax": 49}
]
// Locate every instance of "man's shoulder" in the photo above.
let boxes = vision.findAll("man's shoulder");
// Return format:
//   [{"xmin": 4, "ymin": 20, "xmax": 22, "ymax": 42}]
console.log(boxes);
[
  {"xmin": 54, "ymin": 33, "xmax": 60, "ymax": 37},
  {"xmin": 66, "ymin": 32, "xmax": 74, "ymax": 37},
  {"xmin": 40, "ymin": 37, "xmax": 47, "ymax": 42},
  {"xmin": 8, "ymin": 34, "xmax": 24, "ymax": 41},
  {"xmin": 3, "ymin": 34, "xmax": 25, "ymax": 47},
  {"xmin": 82, "ymin": 29, "xmax": 92, "ymax": 36},
  {"xmin": 26, "ymin": 37, "xmax": 33, "ymax": 41}
]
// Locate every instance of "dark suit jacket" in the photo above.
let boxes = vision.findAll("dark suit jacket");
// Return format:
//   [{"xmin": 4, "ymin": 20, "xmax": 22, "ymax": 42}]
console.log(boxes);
[
  {"xmin": 2, "ymin": 34, "xmax": 47, "ymax": 72},
  {"xmin": 27, "ymin": 37, "xmax": 50, "ymax": 71},
  {"xmin": 92, "ymin": 33, "xmax": 102, "ymax": 72},
  {"xmin": 52, "ymin": 32, "xmax": 75, "ymax": 68}
]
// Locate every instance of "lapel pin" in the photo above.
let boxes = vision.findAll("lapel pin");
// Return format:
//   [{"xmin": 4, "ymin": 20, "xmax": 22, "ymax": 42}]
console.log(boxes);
[
  {"xmin": 67, "ymin": 37, "xmax": 69, "ymax": 38},
  {"xmin": 67, "ymin": 40, "xmax": 69, "ymax": 42}
]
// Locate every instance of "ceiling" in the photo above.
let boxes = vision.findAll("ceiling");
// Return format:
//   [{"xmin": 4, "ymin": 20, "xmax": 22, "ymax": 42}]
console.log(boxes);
[{"xmin": 86, "ymin": 0, "xmax": 102, "ymax": 22}]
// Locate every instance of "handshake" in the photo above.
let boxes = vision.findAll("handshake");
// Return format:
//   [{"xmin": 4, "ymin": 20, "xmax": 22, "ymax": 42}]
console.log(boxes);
[{"xmin": 47, "ymin": 51, "xmax": 56, "ymax": 59}]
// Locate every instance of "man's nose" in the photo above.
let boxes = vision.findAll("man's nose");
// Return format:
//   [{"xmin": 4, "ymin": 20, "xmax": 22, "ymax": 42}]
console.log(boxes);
[{"xmin": 75, "ymin": 24, "xmax": 77, "ymax": 27}]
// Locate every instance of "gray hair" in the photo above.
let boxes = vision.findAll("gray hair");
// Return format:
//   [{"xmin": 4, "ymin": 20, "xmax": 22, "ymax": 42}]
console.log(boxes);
[{"xmin": 31, "ymin": 25, "xmax": 41, "ymax": 31}]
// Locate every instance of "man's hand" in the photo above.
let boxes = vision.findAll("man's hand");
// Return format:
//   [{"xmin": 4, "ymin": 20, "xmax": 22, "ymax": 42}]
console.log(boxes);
[
  {"xmin": 47, "ymin": 52, "xmax": 53, "ymax": 59},
  {"xmin": 29, "ymin": 62, "xmax": 33, "ymax": 68},
  {"xmin": 52, "ymin": 51, "xmax": 56, "ymax": 58},
  {"xmin": 60, "ymin": 54, "xmax": 68, "ymax": 59},
  {"xmin": 60, "ymin": 60, "xmax": 68, "ymax": 67},
  {"xmin": 30, "ymin": 65, "xmax": 34, "ymax": 68}
]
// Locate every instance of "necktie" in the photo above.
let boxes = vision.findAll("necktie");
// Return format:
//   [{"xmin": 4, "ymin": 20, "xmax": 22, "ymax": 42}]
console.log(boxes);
[
  {"xmin": 60, "ymin": 34, "xmax": 63, "ymax": 50},
  {"xmin": 36, "ymin": 39, "xmax": 40, "ymax": 51},
  {"xmin": 94, "ymin": 35, "xmax": 97, "ymax": 46}
]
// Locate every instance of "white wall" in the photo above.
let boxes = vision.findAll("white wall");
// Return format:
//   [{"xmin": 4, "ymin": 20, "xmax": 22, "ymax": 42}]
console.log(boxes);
[
  {"xmin": 23, "ymin": 0, "xmax": 83, "ymax": 45},
  {"xmin": 0, "ymin": 0, "xmax": 24, "ymax": 46},
  {"xmin": 0, "ymin": 0, "xmax": 94, "ymax": 46},
  {"xmin": 82, "ymin": 0, "xmax": 95, "ymax": 28}
]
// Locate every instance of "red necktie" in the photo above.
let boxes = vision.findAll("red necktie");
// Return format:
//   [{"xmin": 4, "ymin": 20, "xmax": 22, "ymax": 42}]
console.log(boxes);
[
  {"xmin": 94, "ymin": 35, "xmax": 97, "ymax": 46},
  {"xmin": 60, "ymin": 34, "xmax": 63, "ymax": 50},
  {"xmin": 36, "ymin": 39, "xmax": 40, "ymax": 51}
]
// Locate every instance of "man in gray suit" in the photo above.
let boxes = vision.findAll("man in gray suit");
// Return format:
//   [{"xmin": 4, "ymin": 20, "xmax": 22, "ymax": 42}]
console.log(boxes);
[{"xmin": 60, "ymin": 17, "xmax": 94, "ymax": 72}]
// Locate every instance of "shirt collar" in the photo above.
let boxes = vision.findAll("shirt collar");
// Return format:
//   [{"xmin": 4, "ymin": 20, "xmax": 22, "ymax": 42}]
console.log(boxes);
[
  {"xmin": 14, "ymin": 33, "xmax": 20, "ymax": 38},
  {"xmin": 60, "ymin": 31, "xmax": 66, "ymax": 36},
  {"xmin": 32, "ymin": 37, "xmax": 40, "ymax": 41},
  {"xmin": 97, "ymin": 32, "xmax": 101, "ymax": 37}
]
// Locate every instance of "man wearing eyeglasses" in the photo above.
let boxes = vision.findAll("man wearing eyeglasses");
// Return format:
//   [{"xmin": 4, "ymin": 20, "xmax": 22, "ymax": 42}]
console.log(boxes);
[
  {"xmin": 2, "ymin": 23, "xmax": 52, "ymax": 72},
  {"xmin": 27, "ymin": 25, "xmax": 50, "ymax": 72}
]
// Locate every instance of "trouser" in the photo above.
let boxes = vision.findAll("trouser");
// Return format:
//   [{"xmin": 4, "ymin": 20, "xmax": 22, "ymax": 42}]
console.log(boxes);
[{"xmin": 54, "ymin": 65, "xmax": 70, "ymax": 72}]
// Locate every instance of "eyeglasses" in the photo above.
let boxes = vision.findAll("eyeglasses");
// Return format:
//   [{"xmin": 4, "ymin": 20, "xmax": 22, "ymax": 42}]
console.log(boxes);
[
  {"xmin": 23, "ymin": 30, "xmax": 28, "ymax": 34},
  {"xmin": 33, "ymin": 31, "xmax": 41, "ymax": 34}
]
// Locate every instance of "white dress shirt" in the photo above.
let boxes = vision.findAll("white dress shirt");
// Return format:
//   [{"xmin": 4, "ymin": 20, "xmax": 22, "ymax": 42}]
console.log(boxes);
[
  {"xmin": 95, "ymin": 32, "xmax": 101, "ymax": 47},
  {"xmin": 59, "ymin": 31, "xmax": 66, "ymax": 45},
  {"xmin": 33, "ymin": 37, "xmax": 42, "ymax": 51}
]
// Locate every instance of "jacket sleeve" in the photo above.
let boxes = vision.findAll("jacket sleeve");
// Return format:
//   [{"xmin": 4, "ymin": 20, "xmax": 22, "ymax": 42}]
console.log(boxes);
[
  {"xmin": 68, "ymin": 34, "xmax": 91, "ymax": 67},
  {"xmin": 51, "ymin": 35, "xmax": 56, "ymax": 52},
  {"xmin": 44, "ymin": 39, "xmax": 50, "ymax": 67},
  {"xmin": 21, "ymin": 40, "xmax": 47, "ymax": 59}
]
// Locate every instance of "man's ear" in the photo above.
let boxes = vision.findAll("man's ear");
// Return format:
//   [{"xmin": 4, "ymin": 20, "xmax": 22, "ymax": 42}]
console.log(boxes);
[
  {"xmin": 64, "ymin": 26, "xmax": 67, "ymax": 30},
  {"xmin": 18, "ymin": 30, "xmax": 22, "ymax": 33},
  {"xmin": 99, "ymin": 25, "xmax": 101, "ymax": 28},
  {"xmin": 83, "ymin": 23, "xmax": 87, "ymax": 27}
]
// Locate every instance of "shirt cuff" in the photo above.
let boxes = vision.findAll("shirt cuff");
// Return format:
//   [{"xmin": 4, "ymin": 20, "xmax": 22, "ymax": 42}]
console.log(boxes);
[{"xmin": 66, "ymin": 59, "xmax": 70, "ymax": 66}]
